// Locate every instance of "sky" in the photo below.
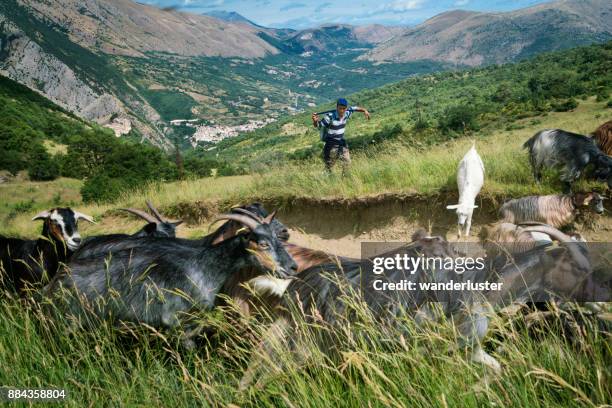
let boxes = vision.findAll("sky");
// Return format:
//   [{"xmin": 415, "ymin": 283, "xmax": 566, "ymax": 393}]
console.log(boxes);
[{"xmin": 139, "ymin": 0, "xmax": 551, "ymax": 29}]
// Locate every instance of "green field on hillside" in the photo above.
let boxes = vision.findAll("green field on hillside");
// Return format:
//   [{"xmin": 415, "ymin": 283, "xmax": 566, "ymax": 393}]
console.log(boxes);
[
  {"xmin": 2, "ymin": 98, "xmax": 609, "ymax": 239},
  {"xmin": 206, "ymin": 42, "xmax": 611, "ymax": 172}
]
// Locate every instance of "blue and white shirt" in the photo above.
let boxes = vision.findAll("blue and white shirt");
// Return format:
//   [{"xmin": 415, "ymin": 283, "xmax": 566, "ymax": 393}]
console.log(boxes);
[{"xmin": 319, "ymin": 107, "xmax": 358, "ymax": 145}]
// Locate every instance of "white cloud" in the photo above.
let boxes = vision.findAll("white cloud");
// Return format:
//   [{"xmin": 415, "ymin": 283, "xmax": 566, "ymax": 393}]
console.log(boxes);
[
  {"xmin": 389, "ymin": 0, "xmax": 425, "ymax": 11},
  {"xmin": 454, "ymin": 0, "xmax": 469, "ymax": 6}
]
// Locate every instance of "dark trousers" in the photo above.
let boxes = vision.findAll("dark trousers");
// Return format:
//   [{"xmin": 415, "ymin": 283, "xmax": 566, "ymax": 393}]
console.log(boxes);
[{"xmin": 323, "ymin": 141, "xmax": 351, "ymax": 173}]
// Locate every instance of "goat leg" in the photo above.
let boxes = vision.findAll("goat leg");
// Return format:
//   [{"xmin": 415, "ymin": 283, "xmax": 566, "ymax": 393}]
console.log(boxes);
[
  {"xmin": 470, "ymin": 345, "xmax": 501, "ymax": 374},
  {"xmin": 239, "ymin": 316, "xmax": 291, "ymax": 391},
  {"xmin": 465, "ymin": 213, "xmax": 473, "ymax": 237},
  {"xmin": 455, "ymin": 301, "xmax": 501, "ymax": 374}
]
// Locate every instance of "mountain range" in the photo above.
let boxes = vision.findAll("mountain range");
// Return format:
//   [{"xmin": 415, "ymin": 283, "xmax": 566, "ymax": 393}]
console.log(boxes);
[
  {"xmin": 362, "ymin": 0, "xmax": 612, "ymax": 66},
  {"xmin": 1, "ymin": 0, "xmax": 610, "ymax": 149}
]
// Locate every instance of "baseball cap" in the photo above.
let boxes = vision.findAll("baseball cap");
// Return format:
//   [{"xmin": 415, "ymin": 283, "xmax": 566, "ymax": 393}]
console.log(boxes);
[{"xmin": 337, "ymin": 98, "xmax": 348, "ymax": 107}]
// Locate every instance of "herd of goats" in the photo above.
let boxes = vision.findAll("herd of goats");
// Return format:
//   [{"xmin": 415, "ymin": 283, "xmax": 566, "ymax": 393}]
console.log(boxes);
[{"xmin": 0, "ymin": 121, "xmax": 611, "ymax": 388}]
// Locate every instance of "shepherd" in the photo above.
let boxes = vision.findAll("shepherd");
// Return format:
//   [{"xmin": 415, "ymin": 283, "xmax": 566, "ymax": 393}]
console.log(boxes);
[{"xmin": 311, "ymin": 98, "xmax": 370, "ymax": 174}]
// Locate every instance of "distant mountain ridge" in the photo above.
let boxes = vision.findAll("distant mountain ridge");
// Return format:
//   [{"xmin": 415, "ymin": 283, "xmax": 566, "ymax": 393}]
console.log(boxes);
[
  {"xmin": 203, "ymin": 10, "xmax": 264, "ymax": 28},
  {"xmin": 362, "ymin": 0, "xmax": 612, "ymax": 66},
  {"xmin": 18, "ymin": 0, "xmax": 278, "ymax": 58}
]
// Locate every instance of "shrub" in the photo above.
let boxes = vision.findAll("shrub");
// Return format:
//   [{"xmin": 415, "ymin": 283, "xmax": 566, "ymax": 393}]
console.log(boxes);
[
  {"xmin": 438, "ymin": 105, "xmax": 479, "ymax": 133},
  {"xmin": 413, "ymin": 117, "xmax": 430, "ymax": 131},
  {"xmin": 552, "ymin": 98, "xmax": 578, "ymax": 112},
  {"xmin": 28, "ymin": 147, "xmax": 60, "ymax": 181},
  {"xmin": 0, "ymin": 151, "xmax": 25, "ymax": 176},
  {"xmin": 81, "ymin": 174, "xmax": 130, "ymax": 203}
]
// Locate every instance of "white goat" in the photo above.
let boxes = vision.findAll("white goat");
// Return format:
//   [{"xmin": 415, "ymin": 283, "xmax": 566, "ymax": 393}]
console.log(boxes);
[{"xmin": 447, "ymin": 143, "xmax": 484, "ymax": 237}]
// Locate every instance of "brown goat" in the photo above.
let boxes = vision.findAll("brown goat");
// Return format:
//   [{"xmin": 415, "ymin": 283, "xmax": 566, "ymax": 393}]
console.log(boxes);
[
  {"xmin": 221, "ymin": 242, "xmax": 353, "ymax": 317},
  {"xmin": 592, "ymin": 120, "xmax": 612, "ymax": 156},
  {"xmin": 499, "ymin": 192, "xmax": 604, "ymax": 229}
]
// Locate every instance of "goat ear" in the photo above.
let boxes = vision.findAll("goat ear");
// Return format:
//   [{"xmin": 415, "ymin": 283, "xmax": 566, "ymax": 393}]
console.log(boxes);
[
  {"xmin": 263, "ymin": 210, "xmax": 277, "ymax": 224},
  {"xmin": 32, "ymin": 210, "xmax": 51, "ymax": 221},
  {"xmin": 143, "ymin": 223, "xmax": 157, "ymax": 234},
  {"xmin": 446, "ymin": 205, "xmax": 459, "ymax": 210},
  {"xmin": 472, "ymin": 205, "xmax": 478, "ymax": 209},
  {"xmin": 75, "ymin": 211, "xmax": 96, "ymax": 224}
]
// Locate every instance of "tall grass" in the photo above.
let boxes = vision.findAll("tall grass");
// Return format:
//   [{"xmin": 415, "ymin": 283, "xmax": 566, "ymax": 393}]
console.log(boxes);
[{"xmin": 0, "ymin": 286, "xmax": 609, "ymax": 407}]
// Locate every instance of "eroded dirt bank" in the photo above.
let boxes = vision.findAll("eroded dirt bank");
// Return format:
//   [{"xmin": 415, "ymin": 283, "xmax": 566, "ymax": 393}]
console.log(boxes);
[{"xmin": 170, "ymin": 193, "xmax": 612, "ymax": 258}]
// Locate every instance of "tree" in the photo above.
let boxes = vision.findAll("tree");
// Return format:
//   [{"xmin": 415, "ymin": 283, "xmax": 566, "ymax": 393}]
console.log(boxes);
[
  {"xmin": 438, "ymin": 105, "xmax": 479, "ymax": 133},
  {"xmin": 28, "ymin": 146, "xmax": 59, "ymax": 181},
  {"xmin": 81, "ymin": 173, "xmax": 129, "ymax": 203}
]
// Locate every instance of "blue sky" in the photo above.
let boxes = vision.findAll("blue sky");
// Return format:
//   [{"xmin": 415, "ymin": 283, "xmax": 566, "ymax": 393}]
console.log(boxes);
[{"xmin": 139, "ymin": 0, "xmax": 551, "ymax": 29}]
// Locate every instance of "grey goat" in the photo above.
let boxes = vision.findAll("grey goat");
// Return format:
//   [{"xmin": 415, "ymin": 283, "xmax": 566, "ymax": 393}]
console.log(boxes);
[
  {"xmin": 46, "ymin": 211, "xmax": 297, "ymax": 345},
  {"xmin": 523, "ymin": 129, "xmax": 612, "ymax": 192},
  {"xmin": 75, "ymin": 201, "xmax": 182, "ymax": 259}
]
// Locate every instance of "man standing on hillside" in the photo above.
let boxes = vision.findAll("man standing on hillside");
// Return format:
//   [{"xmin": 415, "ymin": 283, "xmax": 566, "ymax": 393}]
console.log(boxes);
[{"xmin": 311, "ymin": 98, "xmax": 370, "ymax": 174}]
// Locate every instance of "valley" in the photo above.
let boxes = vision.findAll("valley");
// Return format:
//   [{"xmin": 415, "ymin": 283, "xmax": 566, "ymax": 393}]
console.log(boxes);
[{"xmin": 1, "ymin": 0, "xmax": 610, "ymax": 150}]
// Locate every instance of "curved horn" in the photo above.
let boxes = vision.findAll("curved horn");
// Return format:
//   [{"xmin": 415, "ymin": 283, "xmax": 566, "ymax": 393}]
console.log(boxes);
[
  {"xmin": 146, "ymin": 200, "xmax": 166, "ymax": 222},
  {"xmin": 520, "ymin": 226, "xmax": 572, "ymax": 242},
  {"xmin": 263, "ymin": 209, "xmax": 277, "ymax": 224},
  {"xmin": 521, "ymin": 225, "xmax": 591, "ymax": 271},
  {"xmin": 32, "ymin": 210, "xmax": 51, "ymax": 221},
  {"xmin": 522, "ymin": 226, "xmax": 591, "ymax": 272},
  {"xmin": 213, "ymin": 213, "xmax": 260, "ymax": 232},
  {"xmin": 120, "ymin": 208, "xmax": 157, "ymax": 224},
  {"xmin": 516, "ymin": 221, "xmax": 549, "ymax": 227},
  {"xmin": 231, "ymin": 207, "xmax": 264, "ymax": 223},
  {"xmin": 74, "ymin": 211, "xmax": 96, "ymax": 224}
]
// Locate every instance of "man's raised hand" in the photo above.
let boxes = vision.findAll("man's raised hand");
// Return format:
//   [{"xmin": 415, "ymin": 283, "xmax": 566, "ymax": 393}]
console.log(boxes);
[{"xmin": 311, "ymin": 113, "xmax": 319, "ymax": 128}]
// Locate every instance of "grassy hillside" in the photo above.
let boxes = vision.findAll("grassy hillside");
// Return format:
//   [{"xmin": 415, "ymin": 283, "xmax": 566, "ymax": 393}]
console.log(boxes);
[
  {"xmin": 3, "ymin": 97, "xmax": 609, "ymax": 239},
  {"xmin": 0, "ymin": 74, "xmax": 182, "ymax": 201},
  {"xmin": 207, "ymin": 42, "xmax": 611, "ymax": 171},
  {"xmin": 0, "ymin": 74, "xmax": 99, "ymax": 176}
]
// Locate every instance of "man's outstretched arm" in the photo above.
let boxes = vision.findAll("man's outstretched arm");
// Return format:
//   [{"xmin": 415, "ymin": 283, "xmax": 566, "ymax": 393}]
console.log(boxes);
[
  {"xmin": 311, "ymin": 113, "xmax": 320, "ymax": 128},
  {"xmin": 351, "ymin": 106, "xmax": 371, "ymax": 120},
  {"xmin": 312, "ymin": 113, "xmax": 332, "ymax": 128}
]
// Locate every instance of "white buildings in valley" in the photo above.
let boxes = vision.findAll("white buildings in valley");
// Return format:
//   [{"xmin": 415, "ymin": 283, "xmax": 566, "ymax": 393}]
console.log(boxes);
[{"xmin": 183, "ymin": 117, "xmax": 277, "ymax": 146}]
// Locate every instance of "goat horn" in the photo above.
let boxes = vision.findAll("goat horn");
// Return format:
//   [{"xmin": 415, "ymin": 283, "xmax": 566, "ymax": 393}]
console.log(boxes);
[
  {"xmin": 213, "ymin": 213, "xmax": 260, "ymax": 232},
  {"xmin": 146, "ymin": 200, "xmax": 166, "ymax": 222},
  {"xmin": 521, "ymin": 226, "xmax": 572, "ymax": 243},
  {"xmin": 120, "ymin": 208, "xmax": 158, "ymax": 224},
  {"xmin": 517, "ymin": 221, "xmax": 549, "ymax": 227},
  {"xmin": 231, "ymin": 207, "xmax": 264, "ymax": 223},
  {"xmin": 74, "ymin": 211, "xmax": 96, "ymax": 224},
  {"xmin": 521, "ymin": 226, "xmax": 591, "ymax": 272},
  {"xmin": 32, "ymin": 210, "xmax": 51, "ymax": 221},
  {"xmin": 263, "ymin": 209, "xmax": 277, "ymax": 224}
]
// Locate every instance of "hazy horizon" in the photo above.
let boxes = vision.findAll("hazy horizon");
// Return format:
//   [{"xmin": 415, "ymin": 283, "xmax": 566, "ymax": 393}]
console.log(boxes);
[{"xmin": 139, "ymin": 0, "xmax": 552, "ymax": 29}]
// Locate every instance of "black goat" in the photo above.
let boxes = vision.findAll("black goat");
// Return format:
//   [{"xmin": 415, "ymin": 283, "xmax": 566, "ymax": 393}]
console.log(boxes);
[
  {"xmin": 72, "ymin": 202, "xmax": 292, "ymax": 318},
  {"xmin": 523, "ymin": 129, "xmax": 612, "ymax": 192},
  {"xmin": 75, "ymin": 201, "xmax": 182, "ymax": 260},
  {"xmin": 46, "ymin": 211, "xmax": 298, "ymax": 346},
  {"xmin": 0, "ymin": 208, "xmax": 94, "ymax": 294},
  {"xmin": 241, "ymin": 226, "xmax": 608, "ymax": 388}
]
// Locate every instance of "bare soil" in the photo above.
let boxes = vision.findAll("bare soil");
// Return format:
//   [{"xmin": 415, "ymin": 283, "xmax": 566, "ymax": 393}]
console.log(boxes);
[{"xmin": 173, "ymin": 193, "xmax": 612, "ymax": 258}]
